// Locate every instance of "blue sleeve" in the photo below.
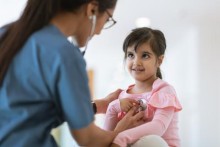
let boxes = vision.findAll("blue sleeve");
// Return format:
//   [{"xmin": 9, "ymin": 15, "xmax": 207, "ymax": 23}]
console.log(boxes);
[
  {"xmin": 54, "ymin": 45, "xmax": 94, "ymax": 129},
  {"xmin": 0, "ymin": 27, "xmax": 7, "ymax": 37}
]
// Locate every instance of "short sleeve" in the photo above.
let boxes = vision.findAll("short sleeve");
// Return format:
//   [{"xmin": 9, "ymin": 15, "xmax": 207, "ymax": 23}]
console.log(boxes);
[
  {"xmin": 54, "ymin": 45, "xmax": 94, "ymax": 129},
  {"xmin": 148, "ymin": 80, "xmax": 182, "ymax": 112},
  {"xmin": 149, "ymin": 92, "xmax": 182, "ymax": 112}
]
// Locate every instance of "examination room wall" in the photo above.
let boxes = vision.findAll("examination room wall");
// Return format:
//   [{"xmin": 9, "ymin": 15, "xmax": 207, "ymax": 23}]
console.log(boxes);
[
  {"xmin": 85, "ymin": 20, "xmax": 220, "ymax": 147},
  {"xmin": 1, "ymin": 0, "xmax": 220, "ymax": 147}
]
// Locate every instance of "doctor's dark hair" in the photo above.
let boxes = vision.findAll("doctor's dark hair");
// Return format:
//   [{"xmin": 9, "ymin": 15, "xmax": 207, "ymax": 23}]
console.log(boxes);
[
  {"xmin": 0, "ymin": 0, "xmax": 117, "ymax": 84},
  {"xmin": 122, "ymin": 27, "xmax": 166, "ymax": 79}
]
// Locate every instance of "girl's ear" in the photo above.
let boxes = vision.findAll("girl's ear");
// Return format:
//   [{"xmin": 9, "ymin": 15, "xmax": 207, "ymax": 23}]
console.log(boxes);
[{"xmin": 158, "ymin": 55, "xmax": 164, "ymax": 67}]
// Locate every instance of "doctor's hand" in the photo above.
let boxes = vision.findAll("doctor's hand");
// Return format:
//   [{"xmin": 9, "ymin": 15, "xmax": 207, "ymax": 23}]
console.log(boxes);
[
  {"xmin": 93, "ymin": 89, "xmax": 122, "ymax": 114},
  {"xmin": 114, "ymin": 106, "xmax": 145, "ymax": 133}
]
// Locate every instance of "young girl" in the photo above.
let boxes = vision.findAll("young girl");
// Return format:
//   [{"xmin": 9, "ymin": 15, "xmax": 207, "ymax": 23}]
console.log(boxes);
[{"xmin": 103, "ymin": 27, "xmax": 182, "ymax": 147}]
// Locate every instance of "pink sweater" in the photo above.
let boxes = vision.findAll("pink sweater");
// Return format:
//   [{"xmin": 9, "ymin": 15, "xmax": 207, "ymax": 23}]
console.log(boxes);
[{"xmin": 103, "ymin": 79, "xmax": 182, "ymax": 147}]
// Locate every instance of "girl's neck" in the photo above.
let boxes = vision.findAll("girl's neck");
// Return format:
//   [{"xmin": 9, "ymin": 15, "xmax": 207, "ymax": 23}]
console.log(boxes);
[{"xmin": 129, "ymin": 77, "xmax": 158, "ymax": 94}]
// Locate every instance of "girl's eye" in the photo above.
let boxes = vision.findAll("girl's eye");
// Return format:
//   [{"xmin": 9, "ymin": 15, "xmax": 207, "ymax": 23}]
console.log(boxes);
[
  {"xmin": 127, "ymin": 53, "xmax": 134, "ymax": 58},
  {"xmin": 143, "ymin": 53, "xmax": 150, "ymax": 59}
]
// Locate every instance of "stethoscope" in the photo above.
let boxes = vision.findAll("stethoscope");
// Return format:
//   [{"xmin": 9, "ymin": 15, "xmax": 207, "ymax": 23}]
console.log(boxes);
[
  {"xmin": 69, "ymin": 15, "xmax": 96, "ymax": 57},
  {"xmin": 82, "ymin": 15, "xmax": 97, "ymax": 57},
  {"xmin": 81, "ymin": 50, "xmax": 86, "ymax": 56},
  {"xmin": 138, "ymin": 98, "xmax": 147, "ymax": 111}
]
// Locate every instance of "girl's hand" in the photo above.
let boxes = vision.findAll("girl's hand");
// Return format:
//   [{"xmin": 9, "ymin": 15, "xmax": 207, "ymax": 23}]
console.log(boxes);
[{"xmin": 120, "ymin": 98, "xmax": 138, "ymax": 112}]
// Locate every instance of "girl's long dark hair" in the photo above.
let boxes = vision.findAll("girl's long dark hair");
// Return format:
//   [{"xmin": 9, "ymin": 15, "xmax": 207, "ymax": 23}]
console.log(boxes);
[{"xmin": 0, "ymin": 0, "xmax": 117, "ymax": 85}]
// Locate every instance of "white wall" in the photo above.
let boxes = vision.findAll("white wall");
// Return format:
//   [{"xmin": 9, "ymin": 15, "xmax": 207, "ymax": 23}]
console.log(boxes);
[
  {"xmin": 195, "ymin": 21, "xmax": 220, "ymax": 147},
  {"xmin": 85, "ymin": 9, "xmax": 220, "ymax": 147},
  {"xmin": 0, "ymin": 0, "xmax": 26, "ymax": 26},
  {"xmin": 162, "ymin": 26, "xmax": 200, "ymax": 147},
  {"xmin": 1, "ymin": 0, "xmax": 220, "ymax": 146}
]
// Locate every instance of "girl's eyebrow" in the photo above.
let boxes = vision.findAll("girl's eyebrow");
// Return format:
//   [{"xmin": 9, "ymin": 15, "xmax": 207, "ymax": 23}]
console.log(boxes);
[
  {"xmin": 142, "ymin": 51, "xmax": 152, "ymax": 55},
  {"xmin": 127, "ymin": 50, "xmax": 135, "ymax": 53}
]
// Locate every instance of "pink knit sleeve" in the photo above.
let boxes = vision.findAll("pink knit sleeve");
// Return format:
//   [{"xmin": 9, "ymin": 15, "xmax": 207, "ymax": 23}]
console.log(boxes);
[
  {"xmin": 113, "ymin": 107, "xmax": 175, "ymax": 146},
  {"xmin": 103, "ymin": 99, "xmax": 121, "ymax": 131},
  {"xmin": 149, "ymin": 80, "xmax": 182, "ymax": 112}
]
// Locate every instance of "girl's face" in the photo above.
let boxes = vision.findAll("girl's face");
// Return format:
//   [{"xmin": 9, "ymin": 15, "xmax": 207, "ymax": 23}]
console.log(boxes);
[{"xmin": 126, "ymin": 42, "xmax": 163, "ymax": 83}]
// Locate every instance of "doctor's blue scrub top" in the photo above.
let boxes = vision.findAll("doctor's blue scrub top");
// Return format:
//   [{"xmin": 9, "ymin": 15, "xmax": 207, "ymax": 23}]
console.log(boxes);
[{"xmin": 0, "ymin": 24, "xmax": 94, "ymax": 147}]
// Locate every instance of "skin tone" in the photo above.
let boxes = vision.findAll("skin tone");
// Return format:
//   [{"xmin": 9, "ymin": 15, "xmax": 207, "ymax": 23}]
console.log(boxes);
[
  {"xmin": 111, "ymin": 42, "xmax": 164, "ymax": 147},
  {"xmin": 50, "ymin": 2, "xmax": 145, "ymax": 146},
  {"xmin": 94, "ymin": 89, "xmax": 122, "ymax": 113},
  {"xmin": 119, "ymin": 42, "xmax": 164, "ymax": 114},
  {"xmin": 120, "ymin": 98, "xmax": 138, "ymax": 112},
  {"xmin": 51, "ymin": 2, "xmax": 113, "ymax": 47},
  {"xmin": 126, "ymin": 42, "xmax": 163, "ymax": 94}
]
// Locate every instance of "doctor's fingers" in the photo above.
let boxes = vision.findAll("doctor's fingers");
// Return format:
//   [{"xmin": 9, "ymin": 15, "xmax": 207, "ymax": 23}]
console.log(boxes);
[{"xmin": 132, "ymin": 111, "xmax": 145, "ymax": 126}]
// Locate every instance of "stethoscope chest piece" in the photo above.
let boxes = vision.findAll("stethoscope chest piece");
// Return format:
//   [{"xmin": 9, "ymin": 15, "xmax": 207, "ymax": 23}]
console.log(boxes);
[{"xmin": 138, "ymin": 98, "xmax": 147, "ymax": 111}]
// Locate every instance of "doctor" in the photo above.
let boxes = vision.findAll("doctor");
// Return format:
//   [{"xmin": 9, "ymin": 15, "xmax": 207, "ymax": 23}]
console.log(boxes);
[{"xmin": 0, "ymin": 0, "xmax": 144, "ymax": 147}]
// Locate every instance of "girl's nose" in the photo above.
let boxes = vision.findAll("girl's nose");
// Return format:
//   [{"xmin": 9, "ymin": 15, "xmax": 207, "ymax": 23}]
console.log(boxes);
[{"xmin": 133, "ymin": 58, "xmax": 142, "ymax": 66}]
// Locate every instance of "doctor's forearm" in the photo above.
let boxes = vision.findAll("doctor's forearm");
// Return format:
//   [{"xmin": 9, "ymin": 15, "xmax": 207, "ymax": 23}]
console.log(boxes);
[{"xmin": 93, "ymin": 99, "xmax": 109, "ymax": 114}]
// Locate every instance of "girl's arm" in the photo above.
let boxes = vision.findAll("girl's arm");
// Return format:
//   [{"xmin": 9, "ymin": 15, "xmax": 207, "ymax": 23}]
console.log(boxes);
[
  {"xmin": 103, "ymin": 98, "xmax": 139, "ymax": 131},
  {"xmin": 112, "ymin": 107, "xmax": 175, "ymax": 147},
  {"xmin": 103, "ymin": 99, "xmax": 121, "ymax": 131}
]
